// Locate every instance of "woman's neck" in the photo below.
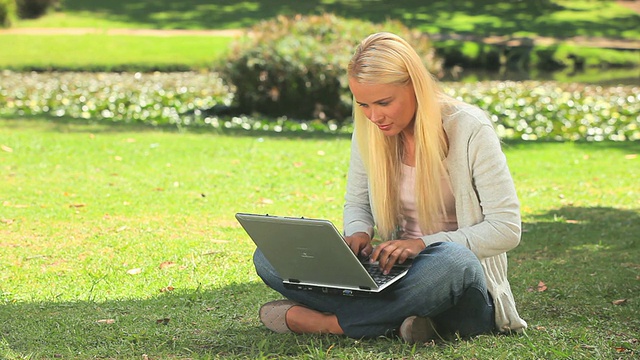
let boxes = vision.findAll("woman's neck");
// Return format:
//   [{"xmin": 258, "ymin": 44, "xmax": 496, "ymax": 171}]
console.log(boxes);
[{"xmin": 401, "ymin": 131, "xmax": 416, "ymax": 166}]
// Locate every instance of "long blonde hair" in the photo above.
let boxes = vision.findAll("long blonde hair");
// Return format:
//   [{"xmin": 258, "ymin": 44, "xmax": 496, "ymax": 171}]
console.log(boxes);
[{"xmin": 348, "ymin": 32, "xmax": 450, "ymax": 239}]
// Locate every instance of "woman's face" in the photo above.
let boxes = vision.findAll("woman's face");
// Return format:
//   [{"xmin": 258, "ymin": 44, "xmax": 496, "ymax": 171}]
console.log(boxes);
[{"xmin": 348, "ymin": 78, "xmax": 417, "ymax": 137}]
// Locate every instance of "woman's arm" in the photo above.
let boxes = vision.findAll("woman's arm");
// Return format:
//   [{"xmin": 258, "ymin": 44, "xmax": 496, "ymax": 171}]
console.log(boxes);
[
  {"xmin": 421, "ymin": 123, "xmax": 521, "ymax": 259},
  {"xmin": 343, "ymin": 134, "xmax": 375, "ymax": 238}
]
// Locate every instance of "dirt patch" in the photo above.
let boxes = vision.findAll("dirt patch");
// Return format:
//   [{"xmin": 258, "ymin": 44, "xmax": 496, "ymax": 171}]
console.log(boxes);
[{"xmin": 617, "ymin": 0, "xmax": 640, "ymax": 13}]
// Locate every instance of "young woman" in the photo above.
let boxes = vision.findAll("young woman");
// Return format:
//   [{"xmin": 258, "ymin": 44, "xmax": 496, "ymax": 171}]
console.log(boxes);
[{"xmin": 253, "ymin": 32, "xmax": 527, "ymax": 343}]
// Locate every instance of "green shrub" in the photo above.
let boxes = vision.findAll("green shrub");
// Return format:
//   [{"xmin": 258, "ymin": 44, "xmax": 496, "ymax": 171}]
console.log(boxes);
[
  {"xmin": 219, "ymin": 14, "xmax": 443, "ymax": 123},
  {"xmin": 0, "ymin": 0, "xmax": 16, "ymax": 27},
  {"xmin": 16, "ymin": 0, "xmax": 57, "ymax": 19},
  {"xmin": 1, "ymin": 72, "xmax": 638, "ymax": 142}
]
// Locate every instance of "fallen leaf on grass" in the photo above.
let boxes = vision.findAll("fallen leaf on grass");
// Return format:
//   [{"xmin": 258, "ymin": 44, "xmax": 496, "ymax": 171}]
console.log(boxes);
[
  {"xmin": 96, "ymin": 319, "xmax": 115, "ymax": 324},
  {"xmin": 160, "ymin": 286, "xmax": 174, "ymax": 293},
  {"xmin": 69, "ymin": 203, "xmax": 86, "ymax": 208},
  {"xmin": 159, "ymin": 261, "xmax": 176, "ymax": 270},
  {"xmin": 258, "ymin": 198, "xmax": 274, "ymax": 204},
  {"xmin": 126, "ymin": 268, "xmax": 142, "ymax": 275},
  {"xmin": 537, "ymin": 281, "xmax": 548, "ymax": 292},
  {"xmin": 1, "ymin": 219, "xmax": 14, "ymax": 225},
  {"xmin": 156, "ymin": 318, "xmax": 170, "ymax": 325},
  {"xmin": 1, "ymin": 145, "xmax": 13, "ymax": 153},
  {"xmin": 625, "ymin": 154, "xmax": 637, "ymax": 160},
  {"xmin": 612, "ymin": 299, "xmax": 627, "ymax": 306},
  {"xmin": 615, "ymin": 346, "xmax": 630, "ymax": 353},
  {"xmin": 528, "ymin": 281, "xmax": 548, "ymax": 292}
]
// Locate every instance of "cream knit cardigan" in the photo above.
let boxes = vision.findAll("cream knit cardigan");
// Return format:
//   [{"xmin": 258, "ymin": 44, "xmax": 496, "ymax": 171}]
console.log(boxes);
[{"xmin": 343, "ymin": 103, "xmax": 528, "ymax": 333}]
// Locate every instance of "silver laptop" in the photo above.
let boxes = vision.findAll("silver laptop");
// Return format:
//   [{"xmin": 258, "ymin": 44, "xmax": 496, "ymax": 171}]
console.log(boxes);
[{"xmin": 236, "ymin": 213, "xmax": 412, "ymax": 296}]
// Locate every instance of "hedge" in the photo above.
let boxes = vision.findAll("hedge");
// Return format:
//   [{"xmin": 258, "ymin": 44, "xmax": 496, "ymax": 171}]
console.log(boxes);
[{"xmin": 1, "ymin": 72, "xmax": 638, "ymax": 141}]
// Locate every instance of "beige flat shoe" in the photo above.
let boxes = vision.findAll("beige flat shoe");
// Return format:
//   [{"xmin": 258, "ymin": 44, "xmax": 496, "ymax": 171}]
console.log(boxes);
[
  {"xmin": 399, "ymin": 316, "xmax": 438, "ymax": 343},
  {"xmin": 259, "ymin": 300, "xmax": 301, "ymax": 333}
]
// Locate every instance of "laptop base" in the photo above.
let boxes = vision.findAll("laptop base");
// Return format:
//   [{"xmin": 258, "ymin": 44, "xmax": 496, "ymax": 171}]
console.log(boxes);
[{"xmin": 283, "ymin": 282, "xmax": 379, "ymax": 297}]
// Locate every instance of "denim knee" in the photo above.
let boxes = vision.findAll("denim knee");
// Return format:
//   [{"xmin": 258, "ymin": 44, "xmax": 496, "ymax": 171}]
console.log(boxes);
[
  {"xmin": 420, "ymin": 242, "xmax": 484, "ymax": 282},
  {"xmin": 403, "ymin": 242, "xmax": 487, "ymax": 307},
  {"xmin": 253, "ymin": 249, "xmax": 282, "ymax": 289}
]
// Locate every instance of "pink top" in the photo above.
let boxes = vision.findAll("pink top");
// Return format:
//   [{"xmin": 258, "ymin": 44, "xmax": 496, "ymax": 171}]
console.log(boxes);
[{"xmin": 399, "ymin": 163, "xmax": 458, "ymax": 239}]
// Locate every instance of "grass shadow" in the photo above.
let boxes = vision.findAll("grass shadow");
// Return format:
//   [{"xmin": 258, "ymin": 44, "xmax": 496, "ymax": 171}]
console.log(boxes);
[
  {"xmin": 0, "ymin": 115, "xmax": 354, "ymax": 140},
  {"xmin": 513, "ymin": 206, "xmax": 639, "ymax": 335},
  {"xmin": 0, "ymin": 281, "xmax": 410, "ymax": 358},
  {"xmin": 501, "ymin": 137, "xmax": 640, "ymax": 155},
  {"xmin": 58, "ymin": 0, "xmax": 640, "ymax": 40},
  {"xmin": 0, "ymin": 282, "xmax": 299, "ymax": 358}
]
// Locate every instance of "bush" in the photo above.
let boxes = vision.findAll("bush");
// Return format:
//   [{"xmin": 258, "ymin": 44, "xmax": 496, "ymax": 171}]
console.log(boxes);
[
  {"xmin": 16, "ymin": 0, "xmax": 57, "ymax": 19},
  {"xmin": 219, "ymin": 14, "xmax": 443, "ymax": 123},
  {"xmin": 0, "ymin": 0, "xmax": 16, "ymax": 27},
  {"xmin": 1, "ymin": 72, "xmax": 637, "ymax": 142}
]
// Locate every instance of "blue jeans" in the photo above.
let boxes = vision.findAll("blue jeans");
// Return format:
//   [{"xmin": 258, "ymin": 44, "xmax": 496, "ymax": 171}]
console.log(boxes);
[{"xmin": 253, "ymin": 242, "xmax": 495, "ymax": 339}]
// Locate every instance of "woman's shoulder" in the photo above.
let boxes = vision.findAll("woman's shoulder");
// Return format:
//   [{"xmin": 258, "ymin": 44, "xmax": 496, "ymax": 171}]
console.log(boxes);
[
  {"xmin": 442, "ymin": 102, "xmax": 492, "ymax": 129},
  {"xmin": 441, "ymin": 102, "xmax": 498, "ymax": 147}
]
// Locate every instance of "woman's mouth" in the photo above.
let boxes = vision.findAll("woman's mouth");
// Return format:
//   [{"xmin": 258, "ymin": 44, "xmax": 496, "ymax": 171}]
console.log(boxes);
[{"xmin": 377, "ymin": 123, "xmax": 392, "ymax": 131}]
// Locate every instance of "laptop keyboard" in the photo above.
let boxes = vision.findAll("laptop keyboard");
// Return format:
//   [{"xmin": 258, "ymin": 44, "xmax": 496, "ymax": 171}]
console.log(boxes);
[{"xmin": 363, "ymin": 263, "xmax": 408, "ymax": 286}]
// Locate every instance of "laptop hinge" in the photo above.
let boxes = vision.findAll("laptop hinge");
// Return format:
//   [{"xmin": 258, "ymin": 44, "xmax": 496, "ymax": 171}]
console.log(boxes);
[{"xmin": 288, "ymin": 279, "xmax": 301, "ymax": 283}]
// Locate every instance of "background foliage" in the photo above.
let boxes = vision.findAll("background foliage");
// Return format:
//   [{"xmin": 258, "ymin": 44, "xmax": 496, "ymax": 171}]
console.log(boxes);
[
  {"xmin": 220, "ymin": 14, "xmax": 442, "ymax": 123},
  {"xmin": 1, "ymin": 71, "xmax": 638, "ymax": 141},
  {"xmin": 0, "ymin": 0, "xmax": 16, "ymax": 27},
  {"xmin": 3, "ymin": 0, "xmax": 639, "ymax": 72},
  {"xmin": 15, "ymin": 0, "xmax": 58, "ymax": 19}
]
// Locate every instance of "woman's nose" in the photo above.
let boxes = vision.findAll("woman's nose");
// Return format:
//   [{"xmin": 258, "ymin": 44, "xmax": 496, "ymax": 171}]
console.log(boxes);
[{"xmin": 368, "ymin": 108, "xmax": 382, "ymax": 123}]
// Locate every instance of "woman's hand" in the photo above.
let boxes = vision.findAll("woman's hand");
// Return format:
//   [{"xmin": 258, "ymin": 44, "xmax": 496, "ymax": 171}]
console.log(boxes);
[
  {"xmin": 371, "ymin": 239, "xmax": 425, "ymax": 274},
  {"xmin": 345, "ymin": 232, "xmax": 373, "ymax": 258}
]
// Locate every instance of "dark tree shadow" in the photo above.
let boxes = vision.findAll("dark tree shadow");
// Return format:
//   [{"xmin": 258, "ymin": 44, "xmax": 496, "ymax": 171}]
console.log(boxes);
[
  {"xmin": 512, "ymin": 206, "xmax": 639, "ymax": 336},
  {"xmin": 0, "ymin": 282, "xmax": 379, "ymax": 358},
  {"xmin": 59, "ymin": 0, "xmax": 640, "ymax": 40}
]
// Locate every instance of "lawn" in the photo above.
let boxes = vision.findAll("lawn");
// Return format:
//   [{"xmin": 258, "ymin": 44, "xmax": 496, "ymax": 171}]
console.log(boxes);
[
  {"xmin": 0, "ymin": 118, "xmax": 638, "ymax": 359},
  {"xmin": 2, "ymin": 0, "xmax": 639, "ymax": 73},
  {"xmin": 15, "ymin": 0, "xmax": 640, "ymax": 40},
  {"xmin": 0, "ymin": 34, "xmax": 233, "ymax": 72}
]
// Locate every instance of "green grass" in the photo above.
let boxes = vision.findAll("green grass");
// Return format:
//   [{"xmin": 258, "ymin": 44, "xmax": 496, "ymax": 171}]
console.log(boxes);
[
  {"xmin": 3, "ymin": 0, "xmax": 639, "ymax": 73},
  {"xmin": 14, "ymin": 0, "xmax": 640, "ymax": 40},
  {"xmin": 0, "ymin": 34, "xmax": 233, "ymax": 71},
  {"xmin": 0, "ymin": 117, "xmax": 638, "ymax": 359}
]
